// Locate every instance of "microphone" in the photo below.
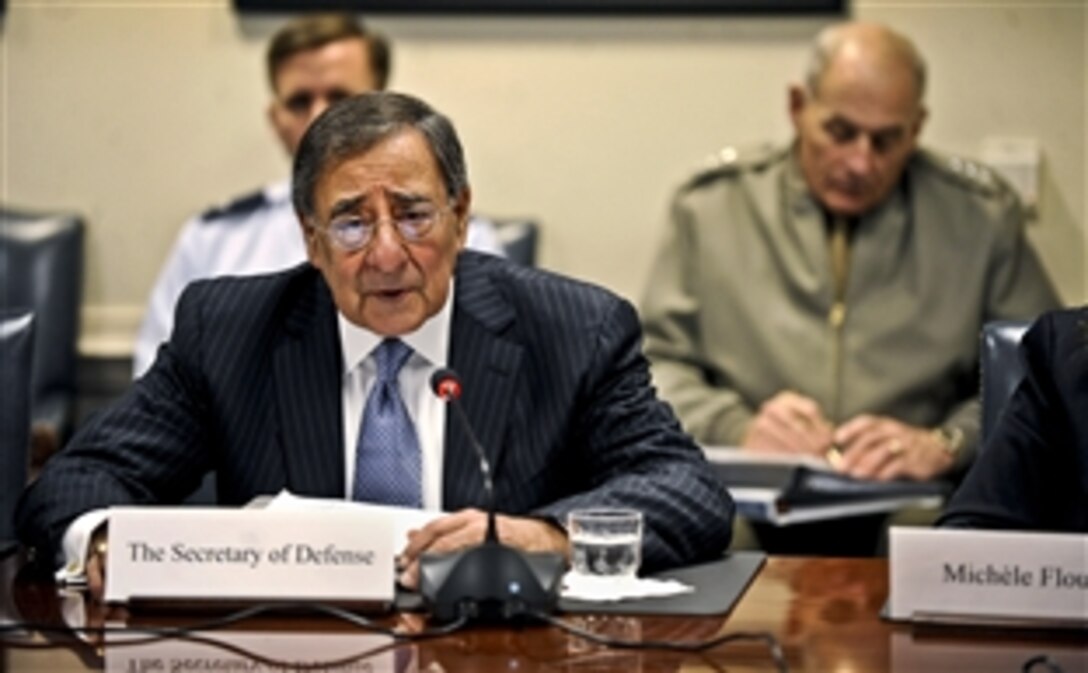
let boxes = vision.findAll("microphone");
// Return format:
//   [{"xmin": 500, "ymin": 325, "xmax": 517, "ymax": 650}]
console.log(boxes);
[
  {"xmin": 430, "ymin": 368, "xmax": 497, "ymax": 543},
  {"xmin": 421, "ymin": 368, "xmax": 566, "ymax": 623}
]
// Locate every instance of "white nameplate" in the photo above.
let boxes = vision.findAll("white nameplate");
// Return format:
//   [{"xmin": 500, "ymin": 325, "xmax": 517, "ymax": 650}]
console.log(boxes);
[
  {"xmin": 105, "ymin": 507, "xmax": 394, "ymax": 606},
  {"xmin": 888, "ymin": 527, "xmax": 1088, "ymax": 626}
]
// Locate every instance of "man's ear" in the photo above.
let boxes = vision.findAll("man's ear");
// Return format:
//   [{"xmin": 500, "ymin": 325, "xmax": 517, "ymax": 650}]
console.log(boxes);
[
  {"xmin": 910, "ymin": 106, "xmax": 929, "ymax": 142},
  {"xmin": 298, "ymin": 213, "xmax": 321, "ymax": 264},
  {"xmin": 788, "ymin": 85, "xmax": 807, "ymax": 131},
  {"xmin": 452, "ymin": 187, "xmax": 472, "ymax": 247},
  {"xmin": 267, "ymin": 101, "xmax": 279, "ymax": 133},
  {"xmin": 267, "ymin": 101, "xmax": 290, "ymax": 151}
]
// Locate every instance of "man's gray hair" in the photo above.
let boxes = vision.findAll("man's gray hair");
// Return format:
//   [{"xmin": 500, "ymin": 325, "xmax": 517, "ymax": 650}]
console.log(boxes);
[
  {"xmin": 803, "ymin": 22, "xmax": 927, "ymax": 103},
  {"xmin": 292, "ymin": 91, "xmax": 468, "ymax": 223}
]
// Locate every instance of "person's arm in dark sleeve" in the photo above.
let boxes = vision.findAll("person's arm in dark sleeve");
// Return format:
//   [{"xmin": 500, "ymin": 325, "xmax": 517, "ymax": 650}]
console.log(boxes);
[
  {"xmin": 532, "ymin": 296, "xmax": 735, "ymax": 572},
  {"xmin": 16, "ymin": 283, "xmax": 216, "ymax": 566},
  {"xmin": 939, "ymin": 310, "xmax": 1080, "ymax": 531}
]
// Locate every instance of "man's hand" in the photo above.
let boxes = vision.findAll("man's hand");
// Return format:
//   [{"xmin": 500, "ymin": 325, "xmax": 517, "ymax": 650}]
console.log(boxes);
[
  {"xmin": 85, "ymin": 527, "xmax": 110, "ymax": 602},
  {"xmin": 741, "ymin": 391, "xmax": 835, "ymax": 457},
  {"xmin": 833, "ymin": 415, "xmax": 954, "ymax": 481},
  {"xmin": 397, "ymin": 509, "xmax": 570, "ymax": 589}
]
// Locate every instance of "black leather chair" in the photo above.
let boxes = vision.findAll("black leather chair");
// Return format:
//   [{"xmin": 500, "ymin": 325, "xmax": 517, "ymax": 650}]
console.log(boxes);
[
  {"xmin": 494, "ymin": 218, "xmax": 539, "ymax": 267},
  {"xmin": 979, "ymin": 319, "xmax": 1032, "ymax": 446},
  {"xmin": 0, "ymin": 311, "xmax": 35, "ymax": 546},
  {"xmin": 0, "ymin": 206, "xmax": 85, "ymax": 459}
]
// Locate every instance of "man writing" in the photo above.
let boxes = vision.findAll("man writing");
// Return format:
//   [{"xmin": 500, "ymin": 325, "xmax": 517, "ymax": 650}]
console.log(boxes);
[
  {"xmin": 19, "ymin": 92, "xmax": 733, "ymax": 596},
  {"xmin": 134, "ymin": 14, "xmax": 503, "ymax": 378},
  {"xmin": 640, "ymin": 22, "xmax": 1058, "ymax": 551}
]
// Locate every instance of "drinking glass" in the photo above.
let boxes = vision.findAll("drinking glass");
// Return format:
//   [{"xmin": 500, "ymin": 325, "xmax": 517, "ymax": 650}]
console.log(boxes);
[{"xmin": 567, "ymin": 508, "xmax": 643, "ymax": 580}]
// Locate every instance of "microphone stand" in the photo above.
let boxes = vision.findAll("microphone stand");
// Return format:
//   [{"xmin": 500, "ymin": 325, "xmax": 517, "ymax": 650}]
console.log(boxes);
[
  {"xmin": 445, "ymin": 398, "xmax": 498, "ymax": 544},
  {"xmin": 420, "ymin": 370, "xmax": 567, "ymax": 623}
]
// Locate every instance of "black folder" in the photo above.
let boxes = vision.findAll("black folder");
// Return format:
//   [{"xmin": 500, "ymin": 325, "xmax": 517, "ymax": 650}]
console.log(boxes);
[
  {"xmin": 395, "ymin": 552, "xmax": 765, "ymax": 617},
  {"xmin": 705, "ymin": 448, "xmax": 951, "ymax": 524},
  {"xmin": 715, "ymin": 460, "xmax": 950, "ymax": 507}
]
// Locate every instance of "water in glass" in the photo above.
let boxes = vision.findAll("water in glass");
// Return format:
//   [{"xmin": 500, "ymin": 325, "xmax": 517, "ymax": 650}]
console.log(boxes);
[{"xmin": 571, "ymin": 532, "xmax": 641, "ymax": 578}]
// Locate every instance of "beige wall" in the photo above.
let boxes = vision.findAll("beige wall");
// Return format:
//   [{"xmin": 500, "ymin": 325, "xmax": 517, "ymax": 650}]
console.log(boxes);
[{"xmin": 1, "ymin": 1, "xmax": 1084, "ymax": 355}]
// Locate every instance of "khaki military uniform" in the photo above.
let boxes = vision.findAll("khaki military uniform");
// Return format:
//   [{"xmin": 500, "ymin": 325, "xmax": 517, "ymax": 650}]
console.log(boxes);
[{"xmin": 641, "ymin": 143, "xmax": 1060, "ymax": 470}]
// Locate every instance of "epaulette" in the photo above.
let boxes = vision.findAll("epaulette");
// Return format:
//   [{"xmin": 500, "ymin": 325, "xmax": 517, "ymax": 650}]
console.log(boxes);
[
  {"xmin": 200, "ymin": 188, "xmax": 268, "ymax": 224},
  {"xmin": 918, "ymin": 149, "xmax": 1005, "ymax": 198},
  {"xmin": 679, "ymin": 143, "xmax": 786, "ymax": 192}
]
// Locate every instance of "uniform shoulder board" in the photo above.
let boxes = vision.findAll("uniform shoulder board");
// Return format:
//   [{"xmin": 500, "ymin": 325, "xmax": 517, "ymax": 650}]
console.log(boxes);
[
  {"xmin": 200, "ymin": 188, "xmax": 268, "ymax": 224},
  {"xmin": 680, "ymin": 142, "xmax": 786, "ymax": 191},
  {"xmin": 918, "ymin": 149, "xmax": 1006, "ymax": 198}
]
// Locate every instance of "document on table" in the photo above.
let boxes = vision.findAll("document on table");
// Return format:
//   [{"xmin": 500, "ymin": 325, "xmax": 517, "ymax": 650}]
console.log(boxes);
[{"xmin": 264, "ymin": 490, "xmax": 445, "ymax": 551}]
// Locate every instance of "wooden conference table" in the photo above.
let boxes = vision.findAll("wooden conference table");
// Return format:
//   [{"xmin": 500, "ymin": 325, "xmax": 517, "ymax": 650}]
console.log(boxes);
[{"xmin": 2, "ymin": 551, "xmax": 1085, "ymax": 672}]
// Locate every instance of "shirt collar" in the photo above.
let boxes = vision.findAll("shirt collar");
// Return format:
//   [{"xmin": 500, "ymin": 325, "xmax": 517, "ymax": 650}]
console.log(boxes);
[
  {"xmin": 338, "ymin": 279, "xmax": 455, "ymax": 374},
  {"xmin": 265, "ymin": 178, "xmax": 292, "ymax": 206},
  {"xmin": 786, "ymin": 140, "xmax": 910, "ymax": 226}
]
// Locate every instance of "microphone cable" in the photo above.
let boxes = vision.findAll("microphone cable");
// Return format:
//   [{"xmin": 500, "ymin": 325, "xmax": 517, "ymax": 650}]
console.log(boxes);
[
  {"xmin": 3, "ymin": 600, "xmax": 788, "ymax": 671},
  {"xmin": 528, "ymin": 609, "xmax": 789, "ymax": 672},
  {"xmin": 1, "ymin": 621, "xmax": 408, "ymax": 671},
  {"xmin": 0, "ymin": 600, "xmax": 468, "ymax": 643},
  {"xmin": 1022, "ymin": 654, "xmax": 1065, "ymax": 673}
]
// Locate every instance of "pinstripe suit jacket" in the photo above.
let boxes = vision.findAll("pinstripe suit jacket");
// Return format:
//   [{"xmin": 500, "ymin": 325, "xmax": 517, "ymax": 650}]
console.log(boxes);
[{"xmin": 17, "ymin": 251, "xmax": 734, "ymax": 571}]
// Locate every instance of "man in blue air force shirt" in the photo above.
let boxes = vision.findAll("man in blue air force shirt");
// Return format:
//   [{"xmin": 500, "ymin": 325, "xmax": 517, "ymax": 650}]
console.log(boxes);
[{"xmin": 134, "ymin": 14, "xmax": 503, "ymax": 378}]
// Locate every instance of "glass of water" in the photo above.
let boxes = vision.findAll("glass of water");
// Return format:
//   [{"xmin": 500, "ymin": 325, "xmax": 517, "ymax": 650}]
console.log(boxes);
[{"xmin": 567, "ymin": 508, "xmax": 643, "ymax": 580}]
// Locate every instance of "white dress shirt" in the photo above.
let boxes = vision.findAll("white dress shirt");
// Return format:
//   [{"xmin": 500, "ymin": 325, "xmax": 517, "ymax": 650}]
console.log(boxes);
[{"xmin": 338, "ymin": 283, "xmax": 453, "ymax": 510}]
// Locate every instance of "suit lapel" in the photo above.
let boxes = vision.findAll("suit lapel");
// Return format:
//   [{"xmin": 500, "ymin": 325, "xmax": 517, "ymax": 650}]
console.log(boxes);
[
  {"xmin": 445, "ymin": 254, "xmax": 523, "ymax": 509},
  {"xmin": 272, "ymin": 271, "xmax": 345, "ymax": 497}
]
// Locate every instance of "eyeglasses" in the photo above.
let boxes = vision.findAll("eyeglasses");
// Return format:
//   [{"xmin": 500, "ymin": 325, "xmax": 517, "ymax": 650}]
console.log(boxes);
[{"xmin": 315, "ymin": 202, "xmax": 450, "ymax": 252}]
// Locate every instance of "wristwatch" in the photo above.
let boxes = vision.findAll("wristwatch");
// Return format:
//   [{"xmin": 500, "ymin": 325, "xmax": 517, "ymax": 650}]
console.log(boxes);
[{"xmin": 930, "ymin": 426, "xmax": 966, "ymax": 459}]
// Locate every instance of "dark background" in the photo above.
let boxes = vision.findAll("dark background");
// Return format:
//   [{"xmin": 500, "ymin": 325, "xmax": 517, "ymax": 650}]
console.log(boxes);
[{"xmin": 234, "ymin": 0, "xmax": 846, "ymax": 15}]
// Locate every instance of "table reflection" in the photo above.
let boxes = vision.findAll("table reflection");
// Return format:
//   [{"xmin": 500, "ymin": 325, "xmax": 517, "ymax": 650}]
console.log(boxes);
[
  {"xmin": 9, "ymin": 554, "xmax": 1081, "ymax": 673},
  {"xmin": 754, "ymin": 557, "xmax": 891, "ymax": 672},
  {"xmin": 890, "ymin": 628, "xmax": 1088, "ymax": 672},
  {"xmin": 8, "ymin": 611, "xmax": 732, "ymax": 673},
  {"xmin": 6, "ymin": 555, "xmax": 733, "ymax": 673}
]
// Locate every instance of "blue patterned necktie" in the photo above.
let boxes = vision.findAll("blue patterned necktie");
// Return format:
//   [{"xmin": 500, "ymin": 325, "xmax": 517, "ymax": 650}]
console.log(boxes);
[{"xmin": 352, "ymin": 338, "xmax": 422, "ymax": 507}]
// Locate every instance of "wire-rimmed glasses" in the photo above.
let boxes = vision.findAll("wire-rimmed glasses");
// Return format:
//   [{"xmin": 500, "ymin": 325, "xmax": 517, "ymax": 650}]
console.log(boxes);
[{"xmin": 314, "ymin": 200, "xmax": 451, "ymax": 252}]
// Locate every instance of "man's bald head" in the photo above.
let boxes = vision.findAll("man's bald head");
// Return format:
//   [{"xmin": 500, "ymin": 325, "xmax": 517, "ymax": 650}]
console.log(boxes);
[
  {"xmin": 804, "ymin": 22, "xmax": 927, "ymax": 106},
  {"xmin": 789, "ymin": 21, "xmax": 929, "ymax": 216}
]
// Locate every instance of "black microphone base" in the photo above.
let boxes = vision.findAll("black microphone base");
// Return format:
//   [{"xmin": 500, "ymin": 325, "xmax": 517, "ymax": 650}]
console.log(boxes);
[{"xmin": 419, "ymin": 542, "xmax": 566, "ymax": 623}]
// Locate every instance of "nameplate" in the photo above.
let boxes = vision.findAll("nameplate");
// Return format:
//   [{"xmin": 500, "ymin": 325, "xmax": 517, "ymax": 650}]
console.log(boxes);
[
  {"xmin": 888, "ymin": 527, "xmax": 1088, "ymax": 627},
  {"xmin": 105, "ymin": 507, "xmax": 394, "ymax": 607}
]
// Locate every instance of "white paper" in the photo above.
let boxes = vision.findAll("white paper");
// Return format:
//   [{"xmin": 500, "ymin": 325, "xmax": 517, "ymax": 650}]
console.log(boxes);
[
  {"xmin": 560, "ymin": 572, "xmax": 694, "ymax": 602},
  {"xmin": 702, "ymin": 445, "xmax": 833, "ymax": 471},
  {"xmin": 265, "ymin": 490, "xmax": 445, "ymax": 552}
]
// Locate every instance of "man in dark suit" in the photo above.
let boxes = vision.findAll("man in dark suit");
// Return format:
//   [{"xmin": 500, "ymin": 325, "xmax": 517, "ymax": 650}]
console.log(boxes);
[
  {"xmin": 18, "ymin": 92, "xmax": 733, "ymax": 595},
  {"xmin": 939, "ymin": 307, "xmax": 1088, "ymax": 532}
]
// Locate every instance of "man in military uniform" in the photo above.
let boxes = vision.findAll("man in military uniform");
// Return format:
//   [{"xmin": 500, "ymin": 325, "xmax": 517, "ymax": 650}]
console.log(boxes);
[
  {"xmin": 640, "ymin": 22, "xmax": 1059, "ymax": 553},
  {"xmin": 134, "ymin": 14, "xmax": 503, "ymax": 377}
]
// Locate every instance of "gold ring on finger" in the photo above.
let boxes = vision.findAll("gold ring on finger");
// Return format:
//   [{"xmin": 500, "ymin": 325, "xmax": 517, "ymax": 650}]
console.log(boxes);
[
  {"xmin": 887, "ymin": 439, "xmax": 904, "ymax": 457},
  {"xmin": 825, "ymin": 446, "xmax": 844, "ymax": 468}
]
